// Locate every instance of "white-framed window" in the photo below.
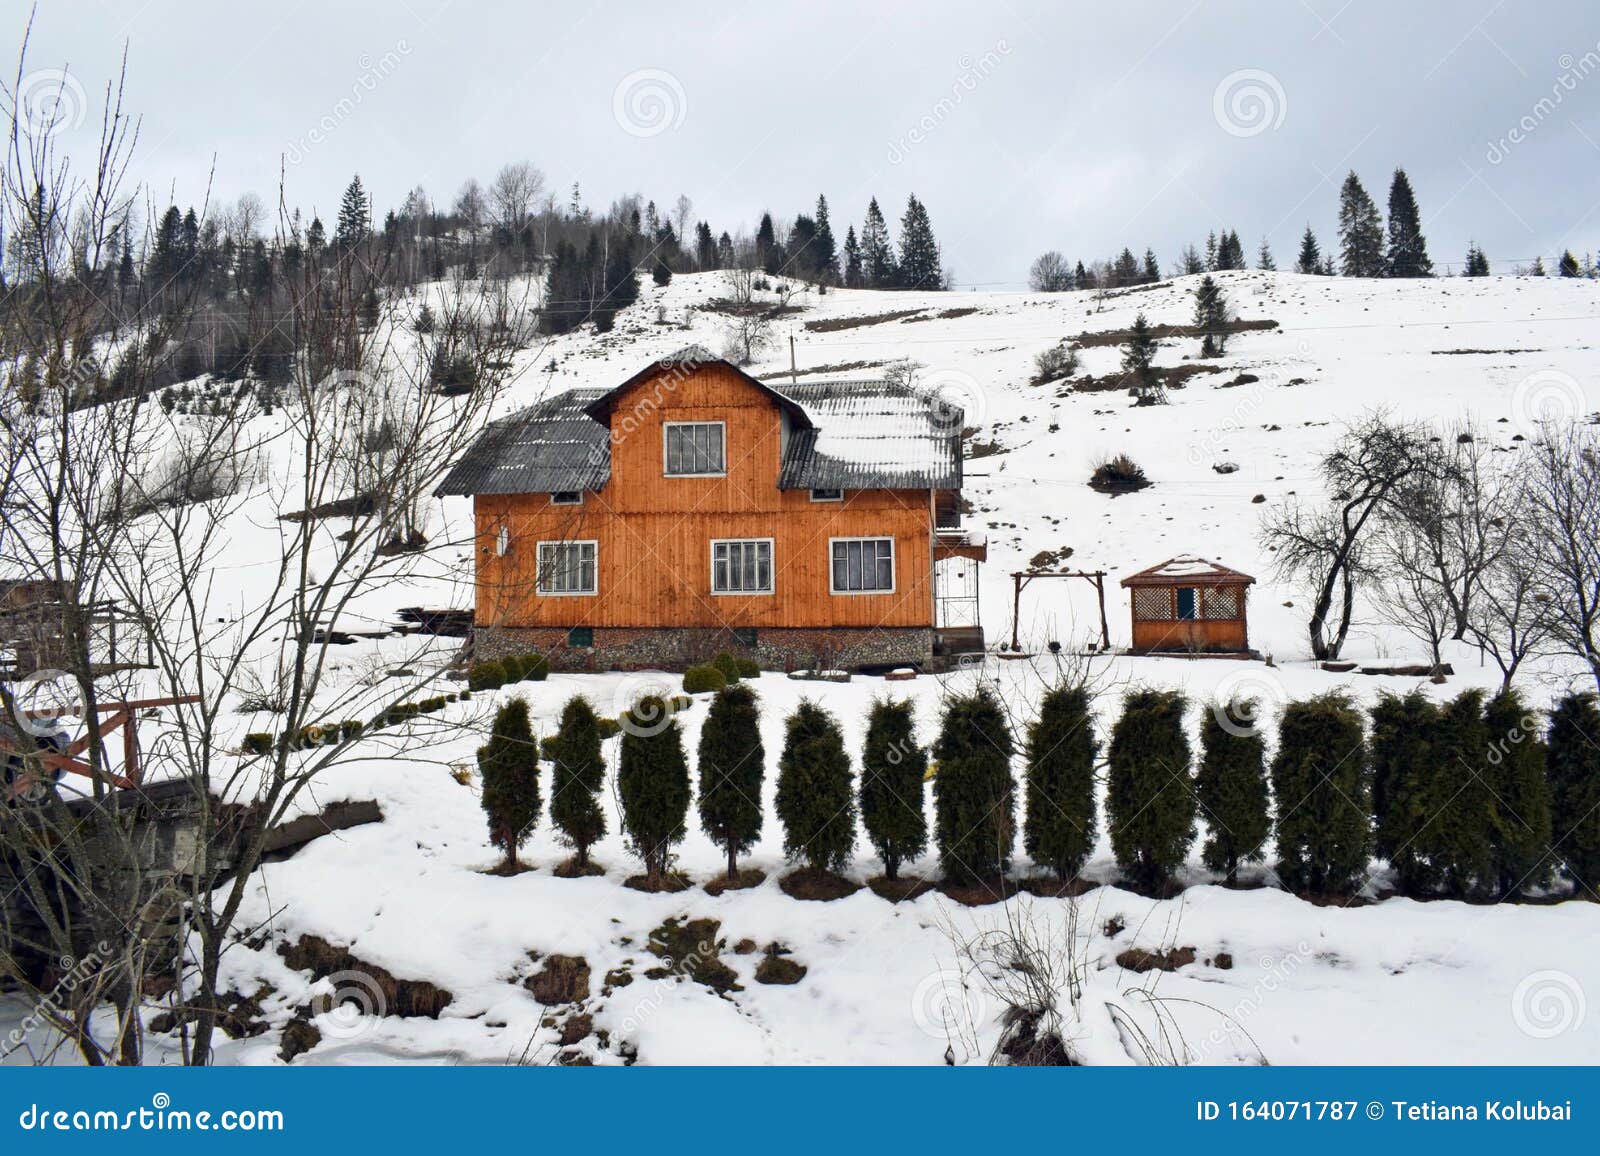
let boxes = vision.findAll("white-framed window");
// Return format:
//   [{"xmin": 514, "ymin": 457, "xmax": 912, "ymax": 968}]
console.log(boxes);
[
  {"xmin": 550, "ymin": 491, "xmax": 583, "ymax": 506},
  {"xmin": 536, "ymin": 540, "xmax": 598, "ymax": 596},
  {"xmin": 830, "ymin": 537, "xmax": 895, "ymax": 594},
  {"xmin": 663, "ymin": 421, "xmax": 726, "ymax": 476},
  {"xmin": 711, "ymin": 538, "xmax": 774, "ymax": 595},
  {"xmin": 495, "ymin": 523, "xmax": 511, "ymax": 557},
  {"xmin": 809, "ymin": 487, "xmax": 844, "ymax": 502}
]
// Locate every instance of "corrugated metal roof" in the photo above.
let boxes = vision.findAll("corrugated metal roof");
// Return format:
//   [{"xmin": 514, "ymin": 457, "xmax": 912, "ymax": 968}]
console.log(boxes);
[
  {"xmin": 434, "ymin": 389, "xmax": 610, "ymax": 496},
  {"xmin": 776, "ymin": 380, "xmax": 961, "ymax": 490},
  {"xmin": 436, "ymin": 366, "xmax": 962, "ymax": 497}
]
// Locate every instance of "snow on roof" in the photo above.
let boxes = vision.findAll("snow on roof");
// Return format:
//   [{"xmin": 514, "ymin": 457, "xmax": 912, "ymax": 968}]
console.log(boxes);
[
  {"xmin": 438, "ymin": 363, "xmax": 962, "ymax": 496},
  {"xmin": 1120, "ymin": 554, "xmax": 1256, "ymax": 586}
]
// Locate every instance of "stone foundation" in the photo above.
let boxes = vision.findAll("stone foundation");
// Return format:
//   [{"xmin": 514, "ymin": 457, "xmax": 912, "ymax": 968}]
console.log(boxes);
[{"xmin": 472, "ymin": 625, "xmax": 935, "ymax": 673}]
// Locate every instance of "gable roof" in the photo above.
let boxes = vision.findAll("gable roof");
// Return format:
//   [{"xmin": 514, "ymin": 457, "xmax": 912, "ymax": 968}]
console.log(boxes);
[
  {"xmin": 582, "ymin": 346, "xmax": 813, "ymax": 431},
  {"xmin": 436, "ymin": 355, "xmax": 964, "ymax": 497},
  {"xmin": 1120, "ymin": 555, "xmax": 1256, "ymax": 587}
]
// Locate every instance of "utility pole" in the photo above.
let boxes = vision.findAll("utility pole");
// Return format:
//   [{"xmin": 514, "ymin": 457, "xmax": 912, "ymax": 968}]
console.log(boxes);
[{"xmin": 789, "ymin": 332, "xmax": 797, "ymax": 385}]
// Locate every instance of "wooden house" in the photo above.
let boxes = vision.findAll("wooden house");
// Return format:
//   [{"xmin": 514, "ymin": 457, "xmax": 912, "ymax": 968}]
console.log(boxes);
[
  {"xmin": 436, "ymin": 349, "xmax": 986, "ymax": 671},
  {"xmin": 1120, "ymin": 555, "xmax": 1255, "ymax": 654}
]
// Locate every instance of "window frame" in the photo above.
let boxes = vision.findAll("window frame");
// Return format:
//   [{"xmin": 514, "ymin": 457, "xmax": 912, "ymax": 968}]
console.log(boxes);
[
  {"xmin": 550, "ymin": 490, "xmax": 583, "ymax": 506},
  {"xmin": 710, "ymin": 537, "xmax": 776, "ymax": 596},
  {"xmin": 535, "ymin": 539, "xmax": 599, "ymax": 597},
  {"xmin": 662, "ymin": 420, "xmax": 728, "ymax": 478},
  {"xmin": 809, "ymin": 487, "xmax": 844, "ymax": 503},
  {"xmin": 829, "ymin": 536, "xmax": 896, "ymax": 595}
]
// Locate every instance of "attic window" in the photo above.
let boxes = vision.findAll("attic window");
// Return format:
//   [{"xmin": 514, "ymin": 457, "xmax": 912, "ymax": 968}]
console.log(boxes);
[
  {"xmin": 810, "ymin": 488, "xmax": 844, "ymax": 502},
  {"xmin": 664, "ymin": 422, "xmax": 726, "ymax": 476},
  {"xmin": 551, "ymin": 491, "xmax": 582, "ymax": 506}
]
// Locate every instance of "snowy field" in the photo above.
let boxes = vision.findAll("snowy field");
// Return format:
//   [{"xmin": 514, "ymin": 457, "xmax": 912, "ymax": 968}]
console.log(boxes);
[{"xmin": 7, "ymin": 269, "xmax": 1600, "ymax": 1066}]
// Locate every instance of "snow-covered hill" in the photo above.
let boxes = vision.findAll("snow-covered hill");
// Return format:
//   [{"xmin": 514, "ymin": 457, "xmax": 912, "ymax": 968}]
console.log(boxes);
[{"xmin": 11, "ymin": 270, "xmax": 1600, "ymax": 1068}]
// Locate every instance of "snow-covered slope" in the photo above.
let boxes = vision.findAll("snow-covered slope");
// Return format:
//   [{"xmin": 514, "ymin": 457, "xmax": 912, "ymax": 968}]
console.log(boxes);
[{"xmin": 11, "ymin": 270, "xmax": 1600, "ymax": 1067}]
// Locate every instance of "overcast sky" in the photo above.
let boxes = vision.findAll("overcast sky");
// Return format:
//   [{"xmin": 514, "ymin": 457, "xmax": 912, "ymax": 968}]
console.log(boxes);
[{"xmin": 12, "ymin": 0, "xmax": 1600, "ymax": 283}]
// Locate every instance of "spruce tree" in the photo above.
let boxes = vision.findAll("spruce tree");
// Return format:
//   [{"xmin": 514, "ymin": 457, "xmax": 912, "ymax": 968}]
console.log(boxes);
[
  {"xmin": 1370, "ymin": 690, "xmax": 1442, "ymax": 896},
  {"xmin": 1256, "ymin": 237, "xmax": 1276, "ymax": 271},
  {"xmin": 1547, "ymin": 692, "xmax": 1600, "ymax": 895},
  {"xmin": 1112, "ymin": 247, "xmax": 1140, "ymax": 287},
  {"xmin": 1193, "ymin": 274, "xmax": 1230, "ymax": 357},
  {"xmin": 697, "ymin": 683, "xmax": 766, "ymax": 880},
  {"xmin": 1106, "ymin": 689, "xmax": 1194, "ymax": 893},
  {"xmin": 478, "ymin": 698, "xmax": 541, "ymax": 872},
  {"xmin": 1484, "ymin": 689, "xmax": 1552, "ymax": 899},
  {"xmin": 813, "ymin": 195, "xmax": 839, "ymax": 284},
  {"xmin": 1559, "ymin": 250, "xmax": 1581, "ymax": 277},
  {"xmin": 695, "ymin": 221, "xmax": 717, "ymax": 269},
  {"xmin": 860, "ymin": 197, "xmax": 895, "ymax": 288},
  {"xmin": 1337, "ymin": 171, "xmax": 1385, "ymax": 277},
  {"xmin": 546, "ymin": 695, "xmax": 606, "ymax": 869},
  {"xmin": 1296, "ymin": 225, "xmax": 1321, "ymax": 274},
  {"xmin": 617, "ymin": 696, "xmax": 691, "ymax": 888},
  {"xmin": 842, "ymin": 225, "xmax": 863, "ymax": 288},
  {"xmin": 897, "ymin": 194, "xmax": 943, "ymax": 289},
  {"xmin": 860, "ymin": 698, "xmax": 928, "ymax": 880},
  {"xmin": 1023, "ymin": 685, "xmax": 1098, "ymax": 882},
  {"xmin": 775, "ymin": 701, "xmax": 855, "ymax": 873},
  {"xmin": 335, "ymin": 174, "xmax": 371, "ymax": 250},
  {"xmin": 755, "ymin": 212, "xmax": 779, "ymax": 274},
  {"xmin": 1216, "ymin": 230, "xmax": 1246, "ymax": 270},
  {"xmin": 1196, "ymin": 705, "xmax": 1269, "ymax": 885},
  {"xmin": 1271, "ymin": 694, "xmax": 1370, "ymax": 896},
  {"xmin": 1384, "ymin": 168, "xmax": 1432, "ymax": 277},
  {"xmin": 1074, "ymin": 259, "xmax": 1089, "ymax": 285},
  {"xmin": 933, "ymin": 688, "xmax": 1016, "ymax": 885},
  {"xmin": 1142, "ymin": 247, "xmax": 1161, "ymax": 282},
  {"xmin": 785, "ymin": 215, "xmax": 819, "ymax": 280},
  {"xmin": 1464, "ymin": 242, "xmax": 1490, "ymax": 276},
  {"xmin": 1121, "ymin": 311, "xmax": 1162, "ymax": 403}
]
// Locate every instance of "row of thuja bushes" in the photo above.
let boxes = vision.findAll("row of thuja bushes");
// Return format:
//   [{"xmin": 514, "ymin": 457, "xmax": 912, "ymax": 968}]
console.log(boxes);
[
  {"xmin": 241, "ymin": 691, "xmax": 474, "ymax": 755},
  {"xmin": 476, "ymin": 678, "xmax": 1600, "ymax": 901}
]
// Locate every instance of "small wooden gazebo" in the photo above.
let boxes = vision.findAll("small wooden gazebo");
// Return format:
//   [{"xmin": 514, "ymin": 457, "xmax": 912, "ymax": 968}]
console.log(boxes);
[{"xmin": 1121, "ymin": 555, "xmax": 1255, "ymax": 654}]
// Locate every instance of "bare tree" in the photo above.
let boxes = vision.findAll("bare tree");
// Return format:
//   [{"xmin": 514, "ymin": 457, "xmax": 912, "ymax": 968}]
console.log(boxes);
[
  {"xmin": 489, "ymin": 161, "xmax": 545, "ymax": 239},
  {"xmin": 718, "ymin": 264, "xmax": 778, "ymax": 365},
  {"xmin": 672, "ymin": 194, "xmax": 692, "ymax": 247},
  {"xmin": 1523, "ymin": 422, "xmax": 1600, "ymax": 692},
  {"xmin": 1028, "ymin": 250, "xmax": 1073, "ymax": 292},
  {"xmin": 1467, "ymin": 506, "xmax": 1557, "ymax": 690},
  {"xmin": 1261, "ymin": 413, "xmax": 1439, "ymax": 660}
]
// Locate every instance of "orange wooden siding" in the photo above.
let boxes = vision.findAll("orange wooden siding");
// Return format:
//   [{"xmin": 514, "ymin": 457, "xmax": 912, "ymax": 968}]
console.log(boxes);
[{"xmin": 474, "ymin": 363, "xmax": 938, "ymax": 630}]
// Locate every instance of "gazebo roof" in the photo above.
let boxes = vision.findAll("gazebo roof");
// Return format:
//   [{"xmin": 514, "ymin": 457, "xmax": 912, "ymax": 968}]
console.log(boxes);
[{"xmin": 1120, "ymin": 555, "xmax": 1256, "ymax": 588}]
